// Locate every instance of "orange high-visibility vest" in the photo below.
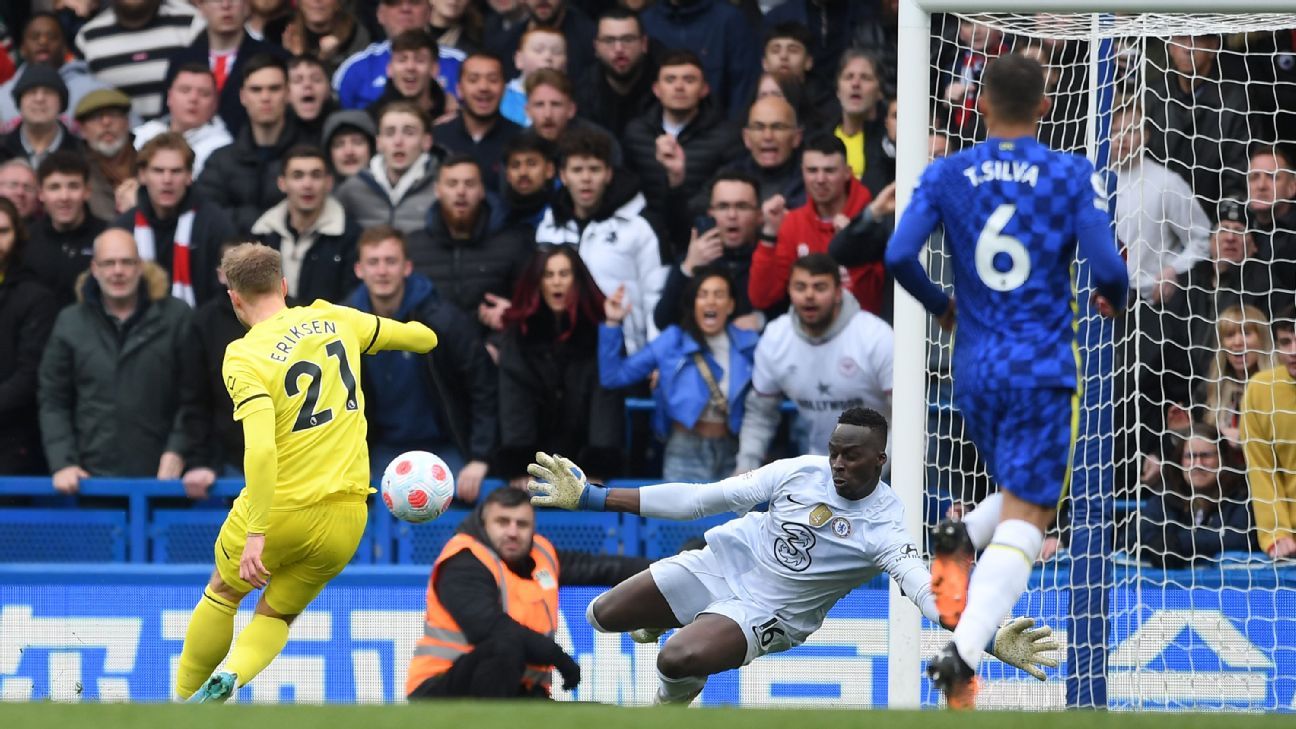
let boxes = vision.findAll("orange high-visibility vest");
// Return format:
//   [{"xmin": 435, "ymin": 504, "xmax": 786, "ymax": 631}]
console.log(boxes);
[{"xmin": 405, "ymin": 532, "xmax": 561, "ymax": 697}]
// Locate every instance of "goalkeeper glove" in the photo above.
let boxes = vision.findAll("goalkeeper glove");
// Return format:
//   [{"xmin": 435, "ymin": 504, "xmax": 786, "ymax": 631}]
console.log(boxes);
[
  {"xmin": 987, "ymin": 616, "xmax": 1061, "ymax": 681},
  {"xmin": 526, "ymin": 452, "xmax": 607, "ymax": 511}
]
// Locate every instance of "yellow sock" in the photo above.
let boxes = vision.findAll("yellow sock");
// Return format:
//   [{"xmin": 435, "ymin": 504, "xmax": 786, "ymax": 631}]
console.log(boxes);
[
  {"xmin": 175, "ymin": 589, "xmax": 237, "ymax": 700},
  {"xmin": 225, "ymin": 614, "xmax": 291, "ymax": 687}
]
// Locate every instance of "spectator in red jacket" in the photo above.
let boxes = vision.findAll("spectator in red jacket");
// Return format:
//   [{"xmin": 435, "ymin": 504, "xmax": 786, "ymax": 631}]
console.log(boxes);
[{"xmin": 749, "ymin": 133, "xmax": 886, "ymax": 315}]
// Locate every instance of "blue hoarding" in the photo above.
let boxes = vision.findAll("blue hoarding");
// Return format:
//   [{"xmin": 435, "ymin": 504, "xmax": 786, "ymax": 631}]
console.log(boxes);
[{"xmin": 1, "ymin": 565, "xmax": 1292, "ymax": 710}]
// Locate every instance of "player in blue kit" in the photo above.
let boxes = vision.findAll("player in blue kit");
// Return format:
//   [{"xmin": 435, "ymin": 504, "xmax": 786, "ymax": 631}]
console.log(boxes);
[{"xmin": 885, "ymin": 53, "xmax": 1128, "ymax": 708}]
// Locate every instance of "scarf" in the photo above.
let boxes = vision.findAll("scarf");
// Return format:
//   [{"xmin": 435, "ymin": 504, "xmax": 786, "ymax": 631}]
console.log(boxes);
[
  {"xmin": 94, "ymin": 143, "xmax": 137, "ymax": 188},
  {"xmin": 135, "ymin": 207, "xmax": 196, "ymax": 306}
]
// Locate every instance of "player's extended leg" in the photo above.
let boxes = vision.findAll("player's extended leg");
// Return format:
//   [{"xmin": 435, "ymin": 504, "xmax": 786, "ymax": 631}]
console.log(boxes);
[
  {"xmin": 175, "ymin": 570, "xmax": 249, "ymax": 700},
  {"xmin": 931, "ymin": 388, "xmax": 1070, "ymax": 709},
  {"xmin": 586, "ymin": 569, "xmax": 683, "ymax": 634},
  {"xmin": 217, "ymin": 500, "xmax": 366, "ymax": 695},
  {"xmin": 654, "ymin": 614, "xmax": 749, "ymax": 704}
]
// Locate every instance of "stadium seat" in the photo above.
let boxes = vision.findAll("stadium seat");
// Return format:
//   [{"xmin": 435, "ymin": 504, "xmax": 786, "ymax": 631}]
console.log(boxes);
[
  {"xmin": 151, "ymin": 509, "xmax": 375, "ymax": 564},
  {"xmin": 396, "ymin": 508, "xmax": 474, "ymax": 564},
  {"xmin": 0, "ymin": 508, "xmax": 127, "ymax": 562},
  {"xmin": 535, "ymin": 510, "xmax": 622, "ymax": 554},
  {"xmin": 641, "ymin": 513, "xmax": 738, "ymax": 559},
  {"xmin": 150, "ymin": 509, "xmax": 225, "ymax": 563}
]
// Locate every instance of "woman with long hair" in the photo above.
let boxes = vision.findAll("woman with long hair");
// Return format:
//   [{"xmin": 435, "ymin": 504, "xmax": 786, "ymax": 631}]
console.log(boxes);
[
  {"xmin": 281, "ymin": 0, "xmax": 370, "ymax": 76},
  {"xmin": 496, "ymin": 247, "xmax": 624, "ymax": 487},
  {"xmin": 1132, "ymin": 422, "xmax": 1256, "ymax": 567},
  {"xmin": 0, "ymin": 196, "xmax": 57, "ymax": 475},
  {"xmin": 1199, "ymin": 304, "xmax": 1276, "ymax": 449},
  {"xmin": 429, "ymin": 0, "xmax": 483, "ymax": 54},
  {"xmin": 598, "ymin": 266, "xmax": 758, "ymax": 482}
]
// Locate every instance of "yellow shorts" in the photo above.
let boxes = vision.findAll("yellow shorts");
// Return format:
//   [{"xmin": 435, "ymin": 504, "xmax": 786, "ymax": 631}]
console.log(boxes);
[{"xmin": 214, "ymin": 494, "xmax": 368, "ymax": 615}]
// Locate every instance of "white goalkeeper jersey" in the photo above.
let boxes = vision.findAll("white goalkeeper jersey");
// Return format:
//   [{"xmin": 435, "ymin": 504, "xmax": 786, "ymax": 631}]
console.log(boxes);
[{"xmin": 639, "ymin": 455, "xmax": 937, "ymax": 636}]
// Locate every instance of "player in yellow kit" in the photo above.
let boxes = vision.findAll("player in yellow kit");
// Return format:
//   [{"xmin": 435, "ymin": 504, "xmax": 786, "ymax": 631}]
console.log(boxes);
[{"xmin": 177, "ymin": 243, "xmax": 439, "ymax": 703}]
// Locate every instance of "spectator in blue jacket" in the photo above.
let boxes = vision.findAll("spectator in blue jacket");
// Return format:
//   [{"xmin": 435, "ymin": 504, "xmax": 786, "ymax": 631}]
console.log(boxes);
[
  {"xmin": 640, "ymin": 0, "xmax": 760, "ymax": 120},
  {"xmin": 598, "ymin": 266, "xmax": 757, "ymax": 482},
  {"xmin": 1130, "ymin": 422, "xmax": 1257, "ymax": 567},
  {"xmin": 350, "ymin": 225, "xmax": 498, "ymax": 502},
  {"xmin": 332, "ymin": 0, "xmax": 464, "ymax": 110}
]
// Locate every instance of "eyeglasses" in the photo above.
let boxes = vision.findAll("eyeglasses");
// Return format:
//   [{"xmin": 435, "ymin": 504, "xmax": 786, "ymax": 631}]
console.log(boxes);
[
  {"xmin": 596, "ymin": 34, "xmax": 642, "ymax": 47},
  {"xmin": 745, "ymin": 122, "xmax": 795, "ymax": 135},
  {"xmin": 710, "ymin": 203, "xmax": 758, "ymax": 213}
]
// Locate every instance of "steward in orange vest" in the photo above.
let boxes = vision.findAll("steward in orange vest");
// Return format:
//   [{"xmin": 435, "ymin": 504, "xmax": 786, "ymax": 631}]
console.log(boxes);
[{"xmin": 407, "ymin": 486, "xmax": 648, "ymax": 699}]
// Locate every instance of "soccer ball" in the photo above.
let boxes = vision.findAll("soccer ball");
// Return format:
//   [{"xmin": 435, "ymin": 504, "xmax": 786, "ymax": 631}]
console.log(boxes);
[{"xmin": 381, "ymin": 451, "xmax": 456, "ymax": 523}]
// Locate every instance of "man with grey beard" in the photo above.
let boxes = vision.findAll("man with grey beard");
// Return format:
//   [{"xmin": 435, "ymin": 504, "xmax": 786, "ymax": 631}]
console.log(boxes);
[{"xmin": 74, "ymin": 89, "xmax": 137, "ymax": 221}]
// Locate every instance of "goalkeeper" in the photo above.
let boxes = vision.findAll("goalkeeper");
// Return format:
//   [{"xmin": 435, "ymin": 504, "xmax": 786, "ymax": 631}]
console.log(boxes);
[{"xmin": 528, "ymin": 407, "xmax": 1059, "ymax": 705}]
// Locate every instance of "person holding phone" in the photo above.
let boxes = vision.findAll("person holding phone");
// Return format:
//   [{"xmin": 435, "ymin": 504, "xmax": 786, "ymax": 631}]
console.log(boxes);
[{"xmin": 653, "ymin": 170, "xmax": 765, "ymax": 333}]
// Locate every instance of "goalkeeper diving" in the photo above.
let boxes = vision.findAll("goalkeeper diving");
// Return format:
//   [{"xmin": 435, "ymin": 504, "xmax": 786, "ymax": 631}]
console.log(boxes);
[{"xmin": 527, "ymin": 407, "xmax": 1059, "ymax": 704}]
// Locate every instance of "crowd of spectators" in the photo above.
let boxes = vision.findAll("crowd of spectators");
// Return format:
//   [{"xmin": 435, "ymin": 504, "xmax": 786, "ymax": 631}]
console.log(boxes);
[{"xmin": 0, "ymin": 1, "xmax": 1293, "ymax": 566}]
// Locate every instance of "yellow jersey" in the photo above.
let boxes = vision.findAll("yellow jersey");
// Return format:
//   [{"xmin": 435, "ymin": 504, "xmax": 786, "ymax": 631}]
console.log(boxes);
[{"xmin": 222, "ymin": 300, "xmax": 438, "ymax": 530}]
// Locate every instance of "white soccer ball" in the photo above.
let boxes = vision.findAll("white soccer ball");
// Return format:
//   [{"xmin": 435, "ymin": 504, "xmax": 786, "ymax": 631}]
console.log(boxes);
[{"xmin": 381, "ymin": 451, "xmax": 456, "ymax": 523}]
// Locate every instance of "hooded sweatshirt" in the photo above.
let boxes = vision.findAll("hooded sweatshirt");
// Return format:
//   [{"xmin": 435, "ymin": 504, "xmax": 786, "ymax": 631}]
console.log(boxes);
[
  {"xmin": 736, "ymin": 291, "xmax": 894, "ymax": 472},
  {"xmin": 348, "ymin": 273, "xmax": 443, "ymax": 445}
]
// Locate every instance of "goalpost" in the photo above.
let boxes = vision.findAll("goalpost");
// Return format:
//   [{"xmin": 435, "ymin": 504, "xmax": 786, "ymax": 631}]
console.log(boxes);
[{"xmin": 890, "ymin": 0, "xmax": 1296, "ymax": 710}]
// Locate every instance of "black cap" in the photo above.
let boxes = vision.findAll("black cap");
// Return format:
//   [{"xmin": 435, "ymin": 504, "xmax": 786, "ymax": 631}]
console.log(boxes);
[
  {"xmin": 322, "ymin": 109, "xmax": 377, "ymax": 147},
  {"xmin": 1217, "ymin": 198, "xmax": 1249, "ymax": 228},
  {"xmin": 12, "ymin": 63, "xmax": 69, "ymax": 113}
]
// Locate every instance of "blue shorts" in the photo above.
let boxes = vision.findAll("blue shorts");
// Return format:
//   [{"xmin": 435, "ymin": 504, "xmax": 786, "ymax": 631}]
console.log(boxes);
[{"xmin": 953, "ymin": 387, "xmax": 1078, "ymax": 508}]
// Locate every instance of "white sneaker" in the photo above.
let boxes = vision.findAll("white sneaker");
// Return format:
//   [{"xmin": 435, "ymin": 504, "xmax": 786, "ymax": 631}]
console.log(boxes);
[
  {"xmin": 629, "ymin": 628, "xmax": 664, "ymax": 644},
  {"xmin": 653, "ymin": 683, "xmax": 704, "ymax": 706}
]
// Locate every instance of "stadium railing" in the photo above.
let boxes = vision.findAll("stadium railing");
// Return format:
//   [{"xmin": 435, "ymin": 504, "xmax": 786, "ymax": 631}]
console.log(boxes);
[
  {"xmin": 1, "ymin": 477, "xmax": 1285, "ymax": 593},
  {"xmin": 0, "ymin": 477, "xmax": 727, "ymax": 564}
]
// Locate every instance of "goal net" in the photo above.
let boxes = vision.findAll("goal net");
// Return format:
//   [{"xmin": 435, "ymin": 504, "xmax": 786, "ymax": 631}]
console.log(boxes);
[{"xmin": 905, "ymin": 9, "xmax": 1296, "ymax": 711}]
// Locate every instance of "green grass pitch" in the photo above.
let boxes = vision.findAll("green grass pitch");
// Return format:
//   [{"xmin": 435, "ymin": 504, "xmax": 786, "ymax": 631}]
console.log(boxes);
[{"xmin": 1, "ymin": 703, "xmax": 1291, "ymax": 728}]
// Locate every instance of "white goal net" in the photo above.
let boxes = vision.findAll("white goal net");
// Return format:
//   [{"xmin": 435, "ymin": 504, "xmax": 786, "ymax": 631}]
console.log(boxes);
[{"xmin": 907, "ymin": 9, "xmax": 1296, "ymax": 711}]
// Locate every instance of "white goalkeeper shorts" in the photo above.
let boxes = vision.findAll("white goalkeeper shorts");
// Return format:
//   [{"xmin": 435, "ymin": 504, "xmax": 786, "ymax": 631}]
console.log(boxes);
[{"xmin": 648, "ymin": 546, "xmax": 808, "ymax": 665}]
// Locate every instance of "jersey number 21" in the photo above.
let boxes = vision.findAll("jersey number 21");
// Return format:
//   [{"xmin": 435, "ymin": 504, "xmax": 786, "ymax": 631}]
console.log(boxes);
[{"xmin": 285, "ymin": 340, "xmax": 358, "ymax": 432}]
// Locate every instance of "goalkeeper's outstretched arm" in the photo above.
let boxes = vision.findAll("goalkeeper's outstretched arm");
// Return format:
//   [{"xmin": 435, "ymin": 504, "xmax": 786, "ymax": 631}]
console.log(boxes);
[{"xmin": 527, "ymin": 452, "xmax": 776, "ymax": 519}]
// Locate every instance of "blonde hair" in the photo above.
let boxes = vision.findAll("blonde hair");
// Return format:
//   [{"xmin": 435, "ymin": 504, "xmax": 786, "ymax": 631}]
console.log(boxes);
[
  {"xmin": 221, "ymin": 242, "xmax": 282, "ymax": 298},
  {"xmin": 1201, "ymin": 304, "xmax": 1276, "ymax": 433}
]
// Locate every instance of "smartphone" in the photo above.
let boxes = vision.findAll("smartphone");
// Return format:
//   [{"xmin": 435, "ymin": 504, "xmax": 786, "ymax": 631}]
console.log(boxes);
[{"xmin": 694, "ymin": 215, "xmax": 717, "ymax": 235}]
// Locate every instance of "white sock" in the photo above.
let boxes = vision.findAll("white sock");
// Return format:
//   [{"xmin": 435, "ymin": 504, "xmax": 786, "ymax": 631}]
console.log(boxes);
[
  {"xmin": 656, "ymin": 669, "xmax": 706, "ymax": 704},
  {"xmin": 586, "ymin": 598, "xmax": 611, "ymax": 633},
  {"xmin": 952, "ymin": 519, "xmax": 1043, "ymax": 670},
  {"xmin": 961, "ymin": 492, "xmax": 1004, "ymax": 550}
]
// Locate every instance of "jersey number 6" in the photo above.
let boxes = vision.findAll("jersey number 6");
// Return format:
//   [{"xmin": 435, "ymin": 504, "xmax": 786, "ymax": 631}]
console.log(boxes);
[
  {"xmin": 975, "ymin": 203, "xmax": 1031, "ymax": 292},
  {"xmin": 284, "ymin": 340, "xmax": 359, "ymax": 432}
]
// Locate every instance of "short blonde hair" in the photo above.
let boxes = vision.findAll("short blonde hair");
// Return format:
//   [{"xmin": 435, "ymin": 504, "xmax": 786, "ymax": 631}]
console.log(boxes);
[{"xmin": 221, "ymin": 242, "xmax": 282, "ymax": 298}]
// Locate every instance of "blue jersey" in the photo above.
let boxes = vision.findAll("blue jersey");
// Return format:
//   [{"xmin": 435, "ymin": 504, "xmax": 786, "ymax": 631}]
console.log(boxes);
[{"xmin": 885, "ymin": 136, "xmax": 1128, "ymax": 393}]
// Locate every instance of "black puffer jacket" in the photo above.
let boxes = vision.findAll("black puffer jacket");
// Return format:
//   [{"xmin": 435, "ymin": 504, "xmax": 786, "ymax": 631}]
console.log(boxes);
[
  {"xmin": 622, "ymin": 100, "xmax": 742, "ymax": 246},
  {"xmin": 0, "ymin": 264, "xmax": 57, "ymax": 474},
  {"xmin": 24, "ymin": 211, "xmax": 107, "ymax": 308},
  {"xmin": 113, "ymin": 188, "xmax": 238, "ymax": 307},
  {"xmin": 195, "ymin": 116, "xmax": 305, "ymax": 233},
  {"xmin": 180, "ymin": 291, "xmax": 245, "ymax": 472},
  {"xmin": 495, "ymin": 311, "xmax": 624, "ymax": 481},
  {"xmin": 251, "ymin": 198, "xmax": 360, "ymax": 305},
  {"xmin": 406, "ymin": 200, "xmax": 535, "ymax": 321}
]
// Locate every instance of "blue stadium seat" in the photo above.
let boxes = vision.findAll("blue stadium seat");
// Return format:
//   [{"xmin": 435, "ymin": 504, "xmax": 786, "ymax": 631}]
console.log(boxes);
[
  {"xmin": 0, "ymin": 508, "xmax": 127, "ymax": 562},
  {"xmin": 641, "ymin": 513, "xmax": 738, "ymax": 559},
  {"xmin": 150, "ymin": 509, "xmax": 225, "ymax": 563},
  {"xmin": 396, "ymin": 508, "xmax": 474, "ymax": 564},
  {"xmin": 535, "ymin": 510, "xmax": 622, "ymax": 554},
  {"xmin": 395, "ymin": 510, "xmax": 633, "ymax": 564},
  {"xmin": 151, "ymin": 509, "xmax": 375, "ymax": 564},
  {"xmin": 616, "ymin": 514, "xmax": 640, "ymax": 557}
]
